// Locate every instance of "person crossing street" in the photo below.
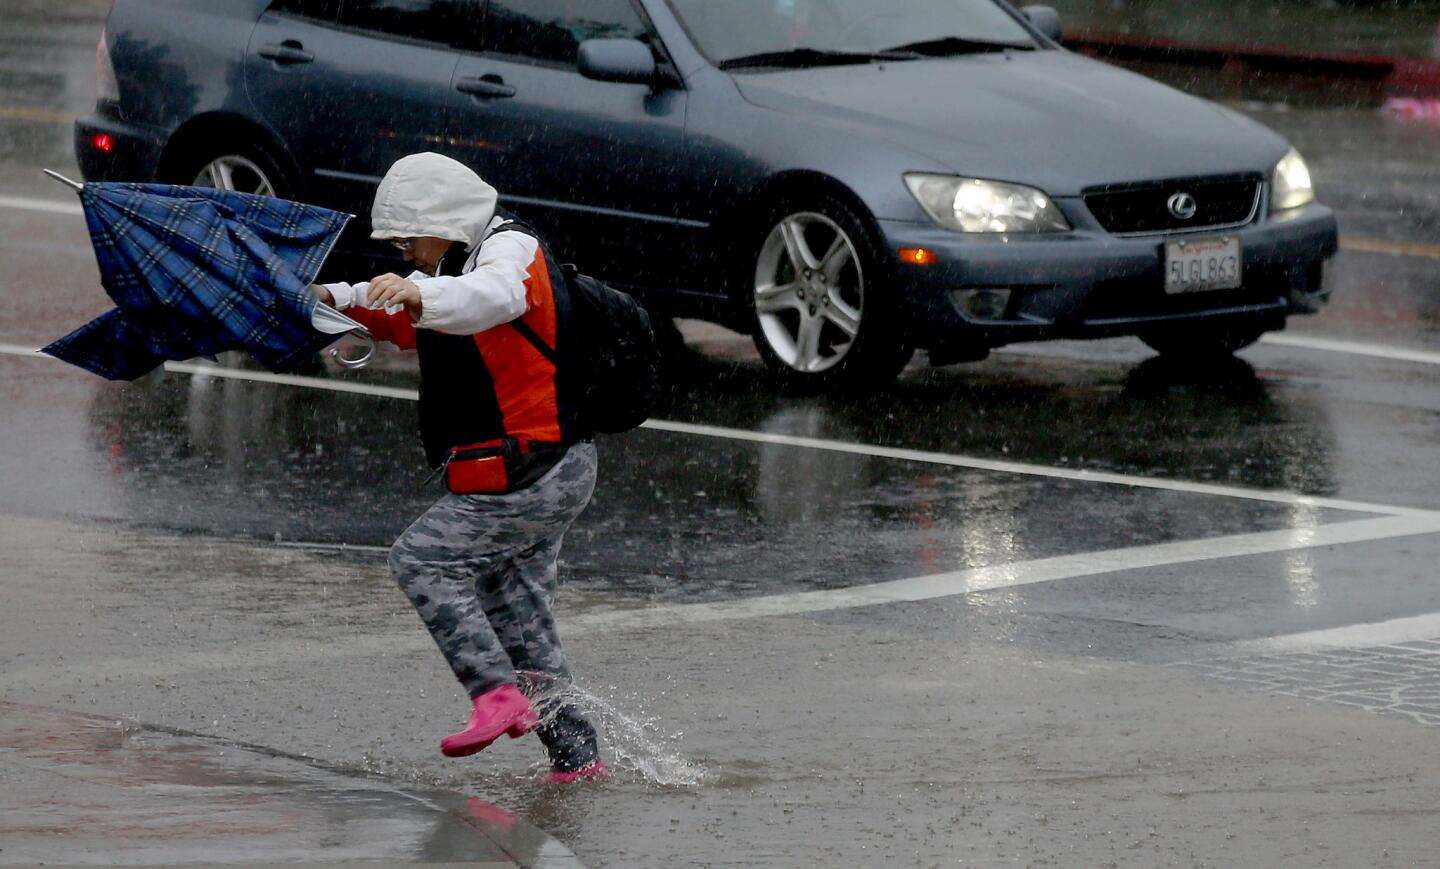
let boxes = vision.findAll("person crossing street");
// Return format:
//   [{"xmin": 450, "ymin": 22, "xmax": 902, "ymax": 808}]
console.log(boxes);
[{"xmin": 312, "ymin": 152, "xmax": 606, "ymax": 783}]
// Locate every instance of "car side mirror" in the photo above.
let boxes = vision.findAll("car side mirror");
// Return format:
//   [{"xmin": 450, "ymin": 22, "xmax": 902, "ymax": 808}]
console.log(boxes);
[
  {"xmin": 578, "ymin": 38, "xmax": 659, "ymax": 85},
  {"xmin": 1021, "ymin": 5, "xmax": 1063, "ymax": 42}
]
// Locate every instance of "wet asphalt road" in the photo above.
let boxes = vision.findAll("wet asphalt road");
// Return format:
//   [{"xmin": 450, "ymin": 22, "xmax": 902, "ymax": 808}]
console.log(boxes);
[{"xmin": 4, "ymin": 4, "xmax": 1440, "ymax": 867}]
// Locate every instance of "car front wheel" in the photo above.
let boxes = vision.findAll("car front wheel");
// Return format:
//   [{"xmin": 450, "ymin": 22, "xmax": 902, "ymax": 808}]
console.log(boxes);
[{"xmin": 749, "ymin": 196, "xmax": 912, "ymax": 390}]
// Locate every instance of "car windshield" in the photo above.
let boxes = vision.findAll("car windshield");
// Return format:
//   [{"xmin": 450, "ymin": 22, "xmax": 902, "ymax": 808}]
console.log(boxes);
[{"xmin": 668, "ymin": 0, "xmax": 1039, "ymax": 68}]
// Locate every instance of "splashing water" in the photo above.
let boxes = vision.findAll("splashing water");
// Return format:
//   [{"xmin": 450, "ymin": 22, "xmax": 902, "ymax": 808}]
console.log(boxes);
[{"xmin": 531, "ymin": 681, "xmax": 708, "ymax": 788}]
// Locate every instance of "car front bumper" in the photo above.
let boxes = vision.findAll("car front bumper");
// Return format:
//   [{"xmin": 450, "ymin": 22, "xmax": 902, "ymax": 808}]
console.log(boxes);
[{"xmin": 878, "ymin": 202, "xmax": 1338, "ymax": 357}]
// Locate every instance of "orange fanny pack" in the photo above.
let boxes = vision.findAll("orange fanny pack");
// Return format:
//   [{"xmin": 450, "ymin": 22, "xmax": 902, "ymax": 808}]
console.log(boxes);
[
  {"xmin": 443, "ymin": 439, "xmax": 516, "ymax": 495},
  {"xmin": 441, "ymin": 438, "xmax": 570, "ymax": 496}
]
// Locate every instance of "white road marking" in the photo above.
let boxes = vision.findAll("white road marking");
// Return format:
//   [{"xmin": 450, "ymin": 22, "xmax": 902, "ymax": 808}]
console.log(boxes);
[
  {"xmin": 642, "ymin": 419, "xmax": 1435, "ymax": 518},
  {"xmin": 165, "ymin": 360, "xmax": 422, "ymax": 402},
  {"xmin": 997, "ymin": 333, "xmax": 1440, "ymax": 368},
  {"xmin": 4, "ymin": 514, "xmax": 1437, "ymax": 687},
  {"xmin": 1259, "ymin": 333, "xmax": 1440, "ymax": 367},
  {"xmin": 0, "ymin": 194, "xmax": 83, "ymax": 216},
  {"xmin": 2, "ymin": 344, "xmax": 1431, "ymax": 519},
  {"xmin": 562, "ymin": 514, "xmax": 1440, "ymax": 633},
  {"xmin": 0, "ymin": 347, "xmax": 423, "ymax": 401},
  {"xmin": 1231, "ymin": 611, "xmax": 1440, "ymax": 654}
]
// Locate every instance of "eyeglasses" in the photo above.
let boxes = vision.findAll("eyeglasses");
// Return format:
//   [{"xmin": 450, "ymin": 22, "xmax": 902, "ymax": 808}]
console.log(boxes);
[{"xmin": 390, "ymin": 238, "xmax": 415, "ymax": 253}]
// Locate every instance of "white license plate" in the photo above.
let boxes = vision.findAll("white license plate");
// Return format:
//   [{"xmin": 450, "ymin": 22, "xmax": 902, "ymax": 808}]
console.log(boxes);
[{"xmin": 1164, "ymin": 236, "xmax": 1242, "ymax": 294}]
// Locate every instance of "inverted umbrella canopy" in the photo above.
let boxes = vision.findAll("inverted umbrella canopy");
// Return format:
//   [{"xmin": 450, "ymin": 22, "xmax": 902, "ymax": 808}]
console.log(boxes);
[{"xmin": 43, "ymin": 179, "xmax": 366, "ymax": 380}]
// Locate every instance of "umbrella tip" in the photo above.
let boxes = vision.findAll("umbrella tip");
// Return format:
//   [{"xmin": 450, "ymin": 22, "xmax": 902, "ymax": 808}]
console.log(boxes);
[{"xmin": 42, "ymin": 169, "xmax": 84, "ymax": 192}]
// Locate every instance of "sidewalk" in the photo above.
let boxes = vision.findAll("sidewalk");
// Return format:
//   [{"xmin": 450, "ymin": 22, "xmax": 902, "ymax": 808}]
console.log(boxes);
[{"xmin": 0, "ymin": 701, "xmax": 583, "ymax": 868}]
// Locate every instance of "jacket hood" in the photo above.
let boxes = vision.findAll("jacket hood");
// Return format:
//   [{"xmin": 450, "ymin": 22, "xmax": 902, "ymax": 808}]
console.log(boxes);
[{"xmin": 370, "ymin": 153, "xmax": 498, "ymax": 250}]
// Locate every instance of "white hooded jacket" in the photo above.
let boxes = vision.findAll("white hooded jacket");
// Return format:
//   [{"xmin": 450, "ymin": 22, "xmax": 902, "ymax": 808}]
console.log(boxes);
[{"xmin": 322, "ymin": 152, "xmax": 534, "ymax": 335}]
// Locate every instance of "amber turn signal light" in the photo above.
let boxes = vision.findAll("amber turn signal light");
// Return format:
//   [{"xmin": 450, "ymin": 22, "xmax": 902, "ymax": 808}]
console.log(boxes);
[{"xmin": 898, "ymin": 247, "xmax": 938, "ymax": 266}]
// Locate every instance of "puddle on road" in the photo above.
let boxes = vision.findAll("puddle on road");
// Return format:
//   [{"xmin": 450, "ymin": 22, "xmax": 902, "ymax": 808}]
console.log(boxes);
[
  {"xmin": 346, "ymin": 681, "xmax": 710, "ymax": 795},
  {"xmin": 535, "ymin": 682, "xmax": 709, "ymax": 789}
]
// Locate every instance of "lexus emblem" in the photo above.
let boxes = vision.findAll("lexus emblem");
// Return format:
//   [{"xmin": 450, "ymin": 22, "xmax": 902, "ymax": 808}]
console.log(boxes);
[{"xmin": 1167, "ymin": 192, "xmax": 1198, "ymax": 220}]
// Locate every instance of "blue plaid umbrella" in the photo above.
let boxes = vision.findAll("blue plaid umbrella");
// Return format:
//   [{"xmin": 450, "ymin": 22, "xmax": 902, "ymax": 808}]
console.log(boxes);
[{"xmin": 42, "ymin": 178, "xmax": 365, "ymax": 380}]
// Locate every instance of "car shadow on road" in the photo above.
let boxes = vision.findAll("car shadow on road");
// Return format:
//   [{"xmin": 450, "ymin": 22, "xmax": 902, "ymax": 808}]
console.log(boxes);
[{"xmin": 655, "ymin": 332, "xmax": 1335, "ymax": 497}]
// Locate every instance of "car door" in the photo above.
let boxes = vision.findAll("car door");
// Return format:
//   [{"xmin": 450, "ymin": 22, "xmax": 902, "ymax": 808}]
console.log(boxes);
[
  {"xmin": 447, "ymin": 0, "xmax": 690, "ymax": 287},
  {"xmin": 245, "ymin": 0, "xmax": 477, "ymax": 222}
]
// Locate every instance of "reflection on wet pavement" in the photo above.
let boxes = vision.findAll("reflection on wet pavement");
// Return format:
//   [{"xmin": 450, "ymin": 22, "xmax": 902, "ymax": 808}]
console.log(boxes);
[
  {"xmin": 0, "ymin": 701, "xmax": 565, "ymax": 866},
  {"xmin": 0, "ymin": 350, "xmax": 1370, "ymax": 608}
]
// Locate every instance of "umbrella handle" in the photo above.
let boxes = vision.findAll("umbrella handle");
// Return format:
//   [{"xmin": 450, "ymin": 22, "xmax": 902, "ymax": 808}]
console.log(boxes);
[{"xmin": 329, "ymin": 330, "xmax": 375, "ymax": 369}]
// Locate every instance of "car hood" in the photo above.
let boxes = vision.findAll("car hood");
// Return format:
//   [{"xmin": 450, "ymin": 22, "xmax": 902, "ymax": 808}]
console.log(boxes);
[{"xmin": 731, "ymin": 50, "xmax": 1289, "ymax": 197}]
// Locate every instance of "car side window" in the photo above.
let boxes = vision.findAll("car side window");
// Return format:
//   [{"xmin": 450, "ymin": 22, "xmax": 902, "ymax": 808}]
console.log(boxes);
[
  {"xmin": 338, "ymin": 0, "xmax": 475, "ymax": 47},
  {"xmin": 483, "ymin": 0, "xmax": 649, "ymax": 66},
  {"xmin": 268, "ymin": 0, "xmax": 341, "ymax": 20}
]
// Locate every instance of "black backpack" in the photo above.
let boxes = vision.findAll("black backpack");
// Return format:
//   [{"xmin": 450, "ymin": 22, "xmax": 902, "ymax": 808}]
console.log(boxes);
[{"xmin": 491, "ymin": 222, "xmax": 660, "ymax": 435}]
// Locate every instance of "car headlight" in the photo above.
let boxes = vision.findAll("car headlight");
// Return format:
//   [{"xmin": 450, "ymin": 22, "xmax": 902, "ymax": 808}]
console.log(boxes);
[
  {"xmin": 1271, "ymin": 149, "xmax": 1314, "ymax": 212},
  {"xmin": 904, "ymin": 174, "xmax": 1070, "ymax": 233}
]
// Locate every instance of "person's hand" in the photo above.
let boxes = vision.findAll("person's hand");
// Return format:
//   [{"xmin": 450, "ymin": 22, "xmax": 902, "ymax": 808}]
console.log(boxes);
[
  {"xmin": 307, "ymin": 283, "xmax": 335, "ymax": 306},
  {"xmin": 367, "ymin": 273, "xmax": 424, "ymax": 321}
]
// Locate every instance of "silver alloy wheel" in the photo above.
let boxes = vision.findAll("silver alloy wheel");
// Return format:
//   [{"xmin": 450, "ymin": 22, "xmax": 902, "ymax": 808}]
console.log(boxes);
[
  {"xmin": 191, "ymin": 155, "xmax": 276, "ymax": 197},
  {"xmin": 753, "ymin": 212, "xmax": 864, "ymax": 374}
]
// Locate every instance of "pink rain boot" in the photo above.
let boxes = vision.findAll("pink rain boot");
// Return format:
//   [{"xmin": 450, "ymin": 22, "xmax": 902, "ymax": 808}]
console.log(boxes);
[
  {"xmin": 440, "ymin": 684, "xmax": 539, "ymax": 758},
  {"xmin": 549, "ymin": 760, "xmax": 609, "ymax": 785}
]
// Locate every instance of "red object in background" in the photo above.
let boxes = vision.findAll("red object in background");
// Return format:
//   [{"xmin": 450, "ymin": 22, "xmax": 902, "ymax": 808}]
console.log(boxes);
[
  {"xmin": 91, "ymin": 133, "xmax": 115, "ymax": 153},
  {"xmin": 1063, "ymin": 31, "xmax": 1440, "ymax": 101}
]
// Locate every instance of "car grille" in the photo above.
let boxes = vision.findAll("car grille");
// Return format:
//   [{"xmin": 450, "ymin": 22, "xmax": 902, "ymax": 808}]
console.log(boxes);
[{"xmin": 1084, "ymin": 176, "xmax": 1261, "ymax": 235}]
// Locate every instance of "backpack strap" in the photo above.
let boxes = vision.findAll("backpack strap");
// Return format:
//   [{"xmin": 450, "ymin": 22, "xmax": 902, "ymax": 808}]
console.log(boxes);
[
  {"xmin": 485, "ymin": 217, "xmax": 542, "ymax": 244},
  {"xmin": 485, "ymin": 218, "xmax": 560, "ymax": 361},
  {"xmin": 510, "ymin": 316, "xmax": 558, "ymax": 364}
]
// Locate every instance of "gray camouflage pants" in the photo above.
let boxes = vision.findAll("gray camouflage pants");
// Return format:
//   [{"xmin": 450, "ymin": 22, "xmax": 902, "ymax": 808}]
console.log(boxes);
[{"xmin": 389, "ymin": 442, "xmax": 597, "ymax": 699}]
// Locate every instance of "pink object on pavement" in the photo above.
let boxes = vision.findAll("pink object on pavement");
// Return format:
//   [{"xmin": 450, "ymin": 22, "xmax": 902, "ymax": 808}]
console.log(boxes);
[
  {"xmin": 440, "ymin": 684, "xmax": 538, "ymax": 758},
  {"xmin": 549, "ymin": 760, "xmax": 609, "ymax": 784},
  {"xmin": 1382, "ymin": 97, "xmax": 1440, "ymax": 124}
]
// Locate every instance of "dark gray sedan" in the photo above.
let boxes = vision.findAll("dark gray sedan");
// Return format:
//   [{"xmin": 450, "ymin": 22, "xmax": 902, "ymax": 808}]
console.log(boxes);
[{"xmin": 77, "ymin": 0, "xmax": 1337, "ymax": 388}]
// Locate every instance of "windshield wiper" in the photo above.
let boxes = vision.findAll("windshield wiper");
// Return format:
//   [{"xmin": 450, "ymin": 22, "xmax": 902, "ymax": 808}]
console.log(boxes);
[
  {"xmin": 717, "ymin": 47, "xmax": 920, "ymax": 71},
  {"xmin": 882, "ymin": 36, "xmax": 1035, "ymax": 56}
]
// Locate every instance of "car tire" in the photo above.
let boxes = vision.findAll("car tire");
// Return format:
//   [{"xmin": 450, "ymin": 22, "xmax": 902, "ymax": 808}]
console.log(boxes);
[
  {"xmin": 1139, "ymin": 323, "xmax": 1265, "ymax": 358},
  {"xmin": 163, "ymin": 138, "xmax": 304, "ymax": 373},
  {"xmin": 746, "ymin": 194, "xmax": 913, "ymax": 391},
  {"xmin": 167, "ymin": 138, "xmax": 290, "ymax": 199}
]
